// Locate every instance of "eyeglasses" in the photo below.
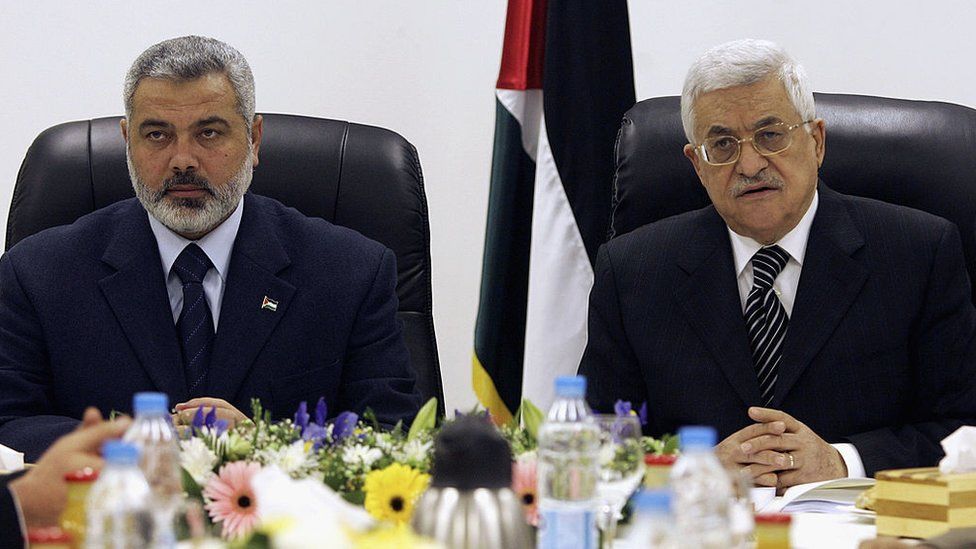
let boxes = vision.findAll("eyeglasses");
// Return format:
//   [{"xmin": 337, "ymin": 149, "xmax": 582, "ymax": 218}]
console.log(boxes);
[{"xmin": 694, "ymin": 120, "xmax": 814, "ymax": 166}]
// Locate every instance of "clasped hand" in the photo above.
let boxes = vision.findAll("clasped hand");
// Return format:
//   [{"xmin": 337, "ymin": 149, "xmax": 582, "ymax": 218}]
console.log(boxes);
[
  {"xmin": 171, "ymin": 397, "xmax": 248, "ymax": 429},
  {"xmin": 715, "ymin": 407, "xmax": 847, "ymax": 491}
]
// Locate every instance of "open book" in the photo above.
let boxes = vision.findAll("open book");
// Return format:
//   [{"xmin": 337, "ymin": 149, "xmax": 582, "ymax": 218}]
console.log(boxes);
[{"xmin": 761, "ymin": 477, "xmax": 875, "ymax": 514}]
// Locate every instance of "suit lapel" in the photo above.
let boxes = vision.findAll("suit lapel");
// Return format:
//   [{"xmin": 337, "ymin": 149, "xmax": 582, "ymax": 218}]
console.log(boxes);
[
  {"xmin": 772, "ymin": 186, "xmax": 867, "ymax": 407},
  {"xmin": 98, "ymin": 201, "xmax": 187, "ymax": 401},
  {"xmin": 676, "ymin": 208, "xmax": 762, "ymax": 407},
  {"xmin": 207, "ymin": 195, "xmax": 295, "ymax": 401}
]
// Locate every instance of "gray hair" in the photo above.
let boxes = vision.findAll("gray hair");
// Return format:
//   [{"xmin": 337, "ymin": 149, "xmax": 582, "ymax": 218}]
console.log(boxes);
[
  {"xmin": 680, "ymin": 39, "xmax": 814, "ymax": 143},
  {"xmin": 124, "ymin": 36, "xmax": 255, "ymax": 131}
]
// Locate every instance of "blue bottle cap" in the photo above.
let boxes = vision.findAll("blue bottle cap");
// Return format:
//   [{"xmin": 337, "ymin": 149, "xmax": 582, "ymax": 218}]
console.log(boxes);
[
  {"xmin": 678, "ymin": 425, "xmax": 717, "ymax": 451},
  {"xmin": 554, "ymin": 376, "xmax": 586, "ymax": 398},
  {"xmin": 133, "ymin": 392, "xmax": 169, "ymax": 415},
  {"xmin": 102, "ymin": 440, "xmax": 140, "ymax": 465},
  {"xmin": 633, "ymin": 489, "xmax": 671, "ymax": 512}
]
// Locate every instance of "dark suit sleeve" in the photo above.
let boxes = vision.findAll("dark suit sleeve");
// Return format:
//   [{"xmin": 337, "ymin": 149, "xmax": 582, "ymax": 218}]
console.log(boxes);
[
  {"xmin": 0, "ymin": 472, "xmax": 27, "ymax": 549},
  {"xmin": 846, "ymin": 222, "xmax": 976, "ymax": 474},
  {"xmin": 579, "ymin": 244, "xmax": 647, "ymax": 416},
  {"xmin": 337, "ymin": 248, "xmax": 421, "ymax": 426},
  {"xmin": 0, "ymin": 253, "xmax": 78, "ymax": 462}
]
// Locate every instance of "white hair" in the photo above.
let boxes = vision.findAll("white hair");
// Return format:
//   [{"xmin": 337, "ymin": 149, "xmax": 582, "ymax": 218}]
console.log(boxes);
[
  {"xmin": 680, "ymin": 39, "xmax": 815, "ymax": 143},
  {"xmin": 124, "ymin": 35, "xmax": 255, "ymax": 131}
]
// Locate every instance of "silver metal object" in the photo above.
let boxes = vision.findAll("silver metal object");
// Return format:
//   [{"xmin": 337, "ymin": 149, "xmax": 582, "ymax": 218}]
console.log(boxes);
[{"xmin": 412, "ymin": 485, "xmax": 533, "ymax": 549}]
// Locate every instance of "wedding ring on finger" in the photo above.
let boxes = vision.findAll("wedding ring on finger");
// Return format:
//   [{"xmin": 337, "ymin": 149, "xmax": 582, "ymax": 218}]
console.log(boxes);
[{"xmin": 787, "ymin": 452, "xmax": 795, "ymax": 469}]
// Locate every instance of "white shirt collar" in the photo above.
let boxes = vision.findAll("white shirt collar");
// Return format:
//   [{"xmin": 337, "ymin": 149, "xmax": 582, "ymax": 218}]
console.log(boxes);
[
  {"xmin": 728, "ymin": 189, "xmax": 819, "ymax": 276},
  {"xmin": 147, "ymin": 198, "xmax": 244, "ymax": 282}
]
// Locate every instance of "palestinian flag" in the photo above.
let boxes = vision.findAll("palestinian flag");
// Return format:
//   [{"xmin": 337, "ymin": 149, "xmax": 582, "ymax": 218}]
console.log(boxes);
[{"xmin": 473, "ymin": 0, "xmax": 635, "ymax": 422}]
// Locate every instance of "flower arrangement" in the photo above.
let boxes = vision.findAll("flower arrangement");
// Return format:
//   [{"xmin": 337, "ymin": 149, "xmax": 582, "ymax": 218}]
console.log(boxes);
[{"xmin": 178, "ymin": 396, "xmax": 676, "ymax": 544}]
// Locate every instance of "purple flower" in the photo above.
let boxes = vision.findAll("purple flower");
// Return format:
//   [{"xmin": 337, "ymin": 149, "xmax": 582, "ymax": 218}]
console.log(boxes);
[
  {"xmin": 191, "ymin": 406, "xmax": 226, "ymax": 436},
  {"xmin": 314, "ymin": 397, "xmax": 327, "ymax": 427},
  {"xmin": 302, "ymin": 423, "xmax": 329, "ymax": 451},
  {"xmin": 192, "ymin": 406, "xmax": 206, "ymax": 432},
  {"xmin": 204, "ymin": 406, "xmax": 218, "ymax": 429},
  {"xmin": 614, "ymin": 400, "xmax": 632, "ymax": 417},
  {"xmin": 638, "ymin": 402, "xmax": 648, "ymax": 427},
  {"xmin": 294, "ymin": 401, "xmax": 310, "ymax": 432},
  {"xmin": 332, "ymin": 411, "xmax": 358, "ymax": 441}
]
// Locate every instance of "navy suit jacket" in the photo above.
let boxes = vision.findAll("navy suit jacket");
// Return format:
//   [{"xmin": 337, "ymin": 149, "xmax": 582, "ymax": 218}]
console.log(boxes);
[
  {"xmin": 580, "ymin": 185, "xmax": 976, "ymax": 475},
  {"xmin": 0, "ymin": 194, "xmax": 421, "ymax": 461}
]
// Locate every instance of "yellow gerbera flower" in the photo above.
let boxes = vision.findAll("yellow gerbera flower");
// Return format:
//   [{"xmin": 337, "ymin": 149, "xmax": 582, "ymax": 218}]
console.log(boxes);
[
  {"xmin": 363, "ymin": 463, "xmax": 430, "ymax": 524},
  {"xmin": 354, "ymin": 523, "xmax": 440, "ymax": 549}
]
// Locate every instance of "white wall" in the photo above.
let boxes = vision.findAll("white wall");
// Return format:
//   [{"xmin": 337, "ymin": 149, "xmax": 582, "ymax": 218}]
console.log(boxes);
[{"xmin": 2, "ymin": 1, "xmax": 975, "ymax": 414}]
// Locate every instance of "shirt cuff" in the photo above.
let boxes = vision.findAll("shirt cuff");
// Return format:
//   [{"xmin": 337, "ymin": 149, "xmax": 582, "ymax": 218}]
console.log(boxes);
[{"xmin": 832, "ymin": 442, "xmax": 866, "ymax": 478}]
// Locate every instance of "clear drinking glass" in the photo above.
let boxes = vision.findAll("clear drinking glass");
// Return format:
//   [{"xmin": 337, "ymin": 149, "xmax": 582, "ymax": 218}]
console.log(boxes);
[{"xmin": 592, "ymin": 414, "xmax": 645, "ymax": 549}]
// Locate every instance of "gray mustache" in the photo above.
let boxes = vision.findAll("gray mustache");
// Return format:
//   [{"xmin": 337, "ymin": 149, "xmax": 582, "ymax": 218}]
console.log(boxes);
[
  {"xmin": 164, "ymin": 171, "xmax": 214, "ymax": 194},
  {"xmin": 730, "ymin": 174, "xmax": 784, "ymax": 197}
]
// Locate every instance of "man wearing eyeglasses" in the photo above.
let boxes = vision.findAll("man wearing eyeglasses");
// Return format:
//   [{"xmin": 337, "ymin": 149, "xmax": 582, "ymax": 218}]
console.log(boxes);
[{"xmin": 580, "ymin": 39, "xmax": 976, "ymax": 489}]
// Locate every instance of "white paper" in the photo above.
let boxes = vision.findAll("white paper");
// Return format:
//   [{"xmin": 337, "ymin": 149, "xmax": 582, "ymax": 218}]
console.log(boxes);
[
  {"xmin": 939, "ymin": 425, "xmax": 976, "ymax": 474},
  {"xmin": 0, "ymin": 443, "xmax": 24, "ymax": 471},
  {"xmin": 763, "ymin": 477, "xmax": 875, "ymax": 514}
]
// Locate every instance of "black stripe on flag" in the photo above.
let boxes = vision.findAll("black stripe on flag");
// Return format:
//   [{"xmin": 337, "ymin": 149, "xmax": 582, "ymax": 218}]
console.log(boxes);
[{"xmin": 543, "ymin": 0, "xmax": 635, "ymax": 266}]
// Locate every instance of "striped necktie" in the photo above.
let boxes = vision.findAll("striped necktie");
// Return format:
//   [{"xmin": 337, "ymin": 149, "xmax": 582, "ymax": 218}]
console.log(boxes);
[
  {"xmin": 173, "ymin": 243, "xmax": 214, "ymax": 398},
  {"xmin": 744, "ymin": 245, "xmax": 790, "ymax": 406}
]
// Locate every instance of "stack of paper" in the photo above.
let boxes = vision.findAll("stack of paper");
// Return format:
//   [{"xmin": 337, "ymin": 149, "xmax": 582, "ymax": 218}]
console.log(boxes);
[{"xmin": 762, "ymin": 478, "xmax": 875, "ymax": 514}]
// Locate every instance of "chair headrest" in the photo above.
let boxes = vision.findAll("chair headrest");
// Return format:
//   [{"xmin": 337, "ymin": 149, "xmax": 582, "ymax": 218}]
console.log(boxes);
[{"xmin": 611, "ymin": 93, "xmax": 976, "ymax": 298}]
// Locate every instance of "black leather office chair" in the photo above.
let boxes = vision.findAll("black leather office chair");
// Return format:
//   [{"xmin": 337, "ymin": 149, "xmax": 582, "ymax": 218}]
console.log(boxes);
[
  {"xmin": 8, "ymin": 114, "xmax": 444, "ymax": 413},
  {"xmin": 611, "ymin": 93, "xmax": 976, "ymax": 303}
]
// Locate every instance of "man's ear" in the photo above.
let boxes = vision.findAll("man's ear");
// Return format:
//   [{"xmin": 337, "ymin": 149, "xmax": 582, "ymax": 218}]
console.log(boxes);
[
  {"xmin": 810, "ymin": 118, "xmax": 826, "ymax": 167},
  {"xmin": 120, "ymin": 118, "xmax": 128, "ymax": 142},
  {"xmin": 250, "ymin": 115, "xmax": 264, "ymax": 167},
  {"xmin": 683, "ymin": 143, "xmax": 705, "ymax": 182}
]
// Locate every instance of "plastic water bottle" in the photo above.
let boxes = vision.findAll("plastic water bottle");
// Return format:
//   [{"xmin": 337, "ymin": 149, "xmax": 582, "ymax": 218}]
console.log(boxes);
[
  {"xmin": 86, "ymin": 441, "xmax": 152, "ymax": 548},
  {"xmin": 669, "ymin": 426, "xmax": 733, "ymax": 548},
  {"xmin": 537, "ymin": 375, "xmax": 600, "ymax": 549},
  {"xmin": 123, "ymin": 392, "xmax": 182, "ymax": 547},
  {"xmin": 630, "ymin": 489, "xmax": 674, "ymax": 549}
]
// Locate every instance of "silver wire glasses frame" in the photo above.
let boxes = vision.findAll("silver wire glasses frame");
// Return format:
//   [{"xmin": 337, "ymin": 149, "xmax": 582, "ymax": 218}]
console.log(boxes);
[{"xmin": 694, "ymin": 120, "xmax": 815, "ymax": 166}]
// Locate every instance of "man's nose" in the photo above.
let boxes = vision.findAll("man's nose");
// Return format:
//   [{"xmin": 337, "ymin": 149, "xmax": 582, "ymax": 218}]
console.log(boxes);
[
  {"xmin": 169, "ymin": 137, "xmax": 198, "ymax": 173},
  {"xmin": 735, "ymin": 140, "xmax": 768, "ymax": 178}
]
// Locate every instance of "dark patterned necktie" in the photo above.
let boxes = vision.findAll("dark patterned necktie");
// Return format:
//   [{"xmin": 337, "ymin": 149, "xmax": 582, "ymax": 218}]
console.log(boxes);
[
  {"xmin": 174, "ymin": 243, "xmax": 214, "ymax": 398},
  {"xmin": 744, "ymin": 245, "xmax": 790, "ymax": 406}
]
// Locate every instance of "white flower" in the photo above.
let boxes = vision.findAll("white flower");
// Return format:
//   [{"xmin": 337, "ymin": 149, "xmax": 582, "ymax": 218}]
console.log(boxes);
[
  {"xmin": 260, "ymin": 441, "xmax": 312, "ymax": 476},
  {"xmin": 342, "ymin": 444, "xmax": 383, "ymax": 469},
  {"xmin": 373, "ymin": 433, "xmax": 395, "ymax": 453},
  {"xmin": 397, "ymin": 439, "xmax": 433, "ymax": 464},
  {"xmin": 179, "ymin": 437, "xmax": 218, "ymax": 484}
]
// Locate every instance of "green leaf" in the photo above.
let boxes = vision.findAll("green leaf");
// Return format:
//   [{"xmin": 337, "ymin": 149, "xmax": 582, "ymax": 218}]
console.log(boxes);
[
  {"xmin": 408, "ymin": 398, "xmax": 438, "ymax": 440},
  {"xmin": 662, "ymin": 433, "xmax": 680, "ymax": 455},
  {"xmin": 180, "ymin": 467, "xmax": 203, "ymax": 500},
  {"xmin": 520, "ymin": 398, "xmax": 545, "ymax": 442},
  {"xmin": 342, "ymin": 490, "xmax": 366, "ymax": 505}
]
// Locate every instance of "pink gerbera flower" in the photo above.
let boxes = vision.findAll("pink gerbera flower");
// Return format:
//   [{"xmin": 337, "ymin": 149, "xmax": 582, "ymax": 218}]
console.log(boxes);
[
  {"xmin": 203, "ymin": 461, "xmax": 262, "ymax": 540},
  {"xmin": 512, "ymin": 458, "xmax": 539, "ymax": 526}
]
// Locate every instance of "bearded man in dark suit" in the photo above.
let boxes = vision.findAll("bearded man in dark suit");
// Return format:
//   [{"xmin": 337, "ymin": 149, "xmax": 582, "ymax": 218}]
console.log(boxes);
[{"xmin": 0, "ymin": 36, "xmax": 420, "ymax": 461}]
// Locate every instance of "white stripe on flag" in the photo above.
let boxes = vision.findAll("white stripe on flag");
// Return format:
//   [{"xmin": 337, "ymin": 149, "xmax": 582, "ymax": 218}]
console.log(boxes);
[
  {"xmin": 495, "ymin": 89, "xmax": 543, "ymax": 161},
  {"xmin": 522, "ymin": 116, "xmax": 594, "ymax": 411}
]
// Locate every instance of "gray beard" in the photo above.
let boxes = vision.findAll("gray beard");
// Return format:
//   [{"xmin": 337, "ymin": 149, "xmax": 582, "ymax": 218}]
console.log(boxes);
[{"xmin": 127, "ymin": 148, "xmax": 253, "ymax": 237}]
